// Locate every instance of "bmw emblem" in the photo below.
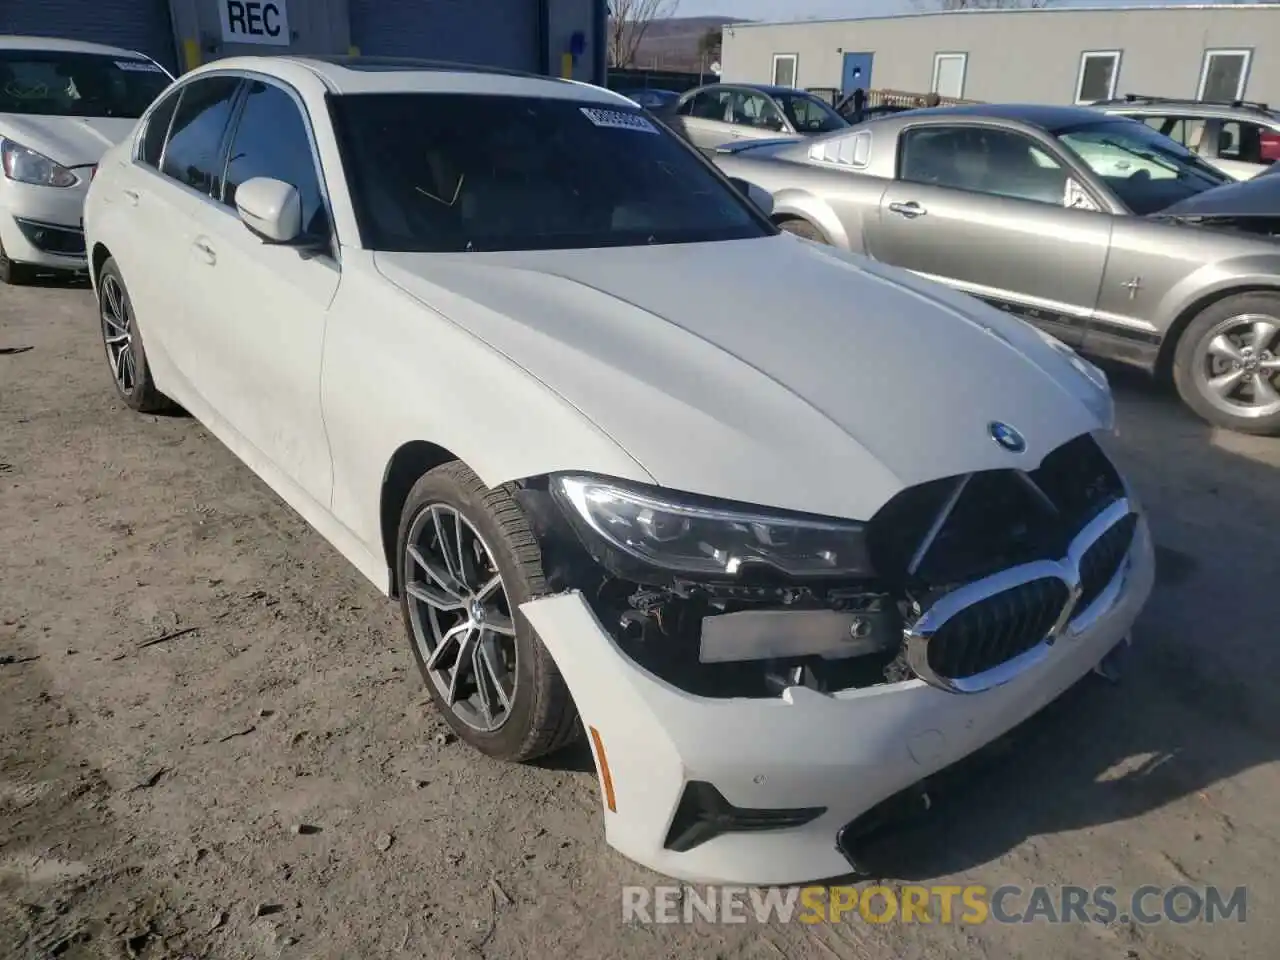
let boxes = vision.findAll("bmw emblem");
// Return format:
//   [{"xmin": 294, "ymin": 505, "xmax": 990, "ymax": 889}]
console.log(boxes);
[{"xmin": 989, "ymin": 421, "xmax": 1026, "ymax": 453}]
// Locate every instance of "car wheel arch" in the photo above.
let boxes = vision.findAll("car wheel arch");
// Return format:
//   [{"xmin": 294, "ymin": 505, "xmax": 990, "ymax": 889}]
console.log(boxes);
[
  {"xmin": 379, "ymin": 439, "xmax": 464, "ymax": 597},
  {"xmin": 1157, "ymin": 282, "xmax": 1280, "ymax": 380},
  {"xmin": 90, "ymin": 242, "xmax": 113, "ymax": 290},
  {"xmin": 768, "ymin": 192, "xmax": 852, "ymax": 249}
]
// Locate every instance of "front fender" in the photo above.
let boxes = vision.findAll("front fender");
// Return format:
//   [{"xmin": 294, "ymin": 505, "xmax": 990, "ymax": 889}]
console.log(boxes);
[
  {"xmin": 320, "ymin": 257, "xmax": 654, "ymax": 575},
  {"xmin": 769, "ymin": 188, "xmax": 857, "ymax": 250},
  {"xmin": 1156, "ymin": 252, "xmax": 1280, "ymax": 328}
]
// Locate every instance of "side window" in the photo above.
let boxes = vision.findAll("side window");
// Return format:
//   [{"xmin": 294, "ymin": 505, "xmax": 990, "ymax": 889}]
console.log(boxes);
[
  {"xmin": 1147, "ymin": 116, "xmax": 1206, "ymax": 151},
  {"xmin": 221, "ymin": 80, "xmax": 328, "ymax": 237},
  {"xmin": 160, "ymin": 76, "xmax": 241, "ymax": 196},
  {"xmin": 1218, "ymin": 121, "xmax": 1263, "ymax": 163},
  {"xmin": 900, "ymin": 126, "xmax": 1069, "ymax": 206},
  {"xmin": 687, "ymin": 90, "xmax": 726, "ymax": 121},
  {"xmin": 138, "ymin": 90, "xmax": 180, "ymax": 167},
  {"xmin": 731, "ymin": 92, "xmax": 785, "ymax": 130}
]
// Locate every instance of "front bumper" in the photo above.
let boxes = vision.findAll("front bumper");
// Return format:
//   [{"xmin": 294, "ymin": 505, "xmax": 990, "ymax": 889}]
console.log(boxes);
[
  {"xmin": 0, "ymin": 178, "xmax": 90, "ymax": 271},
  {"xmin": 520, "ymin": 514, "xmax": 1155, "ymax": 886}
]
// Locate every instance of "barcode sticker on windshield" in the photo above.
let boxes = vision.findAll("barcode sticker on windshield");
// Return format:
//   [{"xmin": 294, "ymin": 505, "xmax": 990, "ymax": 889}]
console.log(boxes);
[
  {"xmin": 115, "ymin": 60, "xmax": 164, "ymax": 73},
  {"xmin": 580, "ymin": 107, "xmax": 659, "ymax": 134}
]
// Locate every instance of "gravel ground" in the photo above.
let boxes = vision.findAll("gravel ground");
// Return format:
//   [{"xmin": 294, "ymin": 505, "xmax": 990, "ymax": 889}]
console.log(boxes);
[{"xmin": 1, "ymin": 278, "xmax": 1277, "ymax": 960}]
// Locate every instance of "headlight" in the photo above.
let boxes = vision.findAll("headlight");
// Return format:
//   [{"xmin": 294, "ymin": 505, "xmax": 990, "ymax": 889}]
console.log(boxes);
[
  {"xmin": 1, "ymin": 140, "xmax": 78, "ymax": 188},
  {"xmin": 553, "ymin": 475, "xmax": 874, "ymax": 580},
  {"xmin": 1034, "ymin": 329, "xmax": 1115, "ymax": 431}
]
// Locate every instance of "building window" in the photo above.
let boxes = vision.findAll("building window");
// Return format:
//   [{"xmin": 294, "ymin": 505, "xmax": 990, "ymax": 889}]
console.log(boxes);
[
  {"xmin": 1075, "ymin": 51, "xmax": 1121, "ymax": 103},
  {"xmin": 1198, "ymin": 48, "xmax": 1252, "ymax": 101},
  {"xmin": 771, "ymin": 53, "xmax": 798, "ymax": 88},
  {"xmin": 931, "ymin": 53, "xmax": 967, "ymax": 99}
]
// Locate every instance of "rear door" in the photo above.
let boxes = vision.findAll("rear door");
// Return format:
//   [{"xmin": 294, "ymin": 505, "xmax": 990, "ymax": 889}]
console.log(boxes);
[
  {"xmin": 108, "ymin": 76, "xmax": 243, "ymax": 388},
  {"xmin": 864, "ymin": 123, "xmax": 1114, "ymax": 347},
  {"xmin": 675, "ymin": 88, "xmax": 738, "ymax": 153}
]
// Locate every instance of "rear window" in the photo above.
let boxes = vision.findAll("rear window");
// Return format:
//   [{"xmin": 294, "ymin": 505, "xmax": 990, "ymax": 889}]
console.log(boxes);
[
  {"xmin": 328, "ymin": 92, "xmax": 773, "ymax": 253},
  {"xmin": 0, "ymin": 50, "xmax": 171, "ymax": 119}
]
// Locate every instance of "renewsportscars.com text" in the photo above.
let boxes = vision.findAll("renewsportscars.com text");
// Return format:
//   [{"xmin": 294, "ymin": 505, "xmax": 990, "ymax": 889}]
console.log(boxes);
[{"xmin": 622, "ymin": 884, "xmax": 1248, "ymax": 926}]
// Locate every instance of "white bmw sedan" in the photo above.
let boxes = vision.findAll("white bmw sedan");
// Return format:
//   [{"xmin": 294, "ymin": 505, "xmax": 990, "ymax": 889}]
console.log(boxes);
[
  {"xmin": 85, "ymin": 55, "xmax": 1154, "ymax": 886},
  {"xmin": 0, "ymin": 36, "xmax": 172, "ymax": 284}
]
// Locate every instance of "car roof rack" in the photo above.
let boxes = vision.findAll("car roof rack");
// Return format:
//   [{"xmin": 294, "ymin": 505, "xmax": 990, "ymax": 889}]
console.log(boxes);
[{"xmin": 1104, "ymin": 92, "xmax": 1272, "ymax": 112}]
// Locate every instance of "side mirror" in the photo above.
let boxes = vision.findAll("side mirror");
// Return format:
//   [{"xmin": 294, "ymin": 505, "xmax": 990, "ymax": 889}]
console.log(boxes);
[
  {"xmin": 235, "ymin": 176, "xmax": 303, "ymax": 243},
  {"xmin": 728, "ymin": 177, "xmax": 775, "ymax": 217}
]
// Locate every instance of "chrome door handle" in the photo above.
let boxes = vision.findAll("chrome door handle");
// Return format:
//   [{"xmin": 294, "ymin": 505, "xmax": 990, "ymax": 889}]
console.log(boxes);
[
  {"xmin": 888, "ymin": 201, "xmax": 926, "ymax": 219},
  {"xmin": 193, "ymin": 239, "xmax": 216, "ymax": 265},
  {"xmin": 122, "ymin": 189, "xmax": 139, "ymax": 206}
]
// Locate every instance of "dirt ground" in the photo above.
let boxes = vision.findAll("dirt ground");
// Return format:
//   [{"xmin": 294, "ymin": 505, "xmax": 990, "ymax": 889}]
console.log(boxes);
[{"xmin": 1, "ymin": 278, "xmax": 1277, "ymax": 960}]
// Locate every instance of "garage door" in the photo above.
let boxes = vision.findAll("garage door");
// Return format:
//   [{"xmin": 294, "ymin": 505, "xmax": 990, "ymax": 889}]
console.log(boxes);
[
  {"xmin": 349, "ymin": 0, "xmax": 538, "ymax": 72},
  {"xmin": 0, "ymin": 0, "xmax": 178, "ymax": 72}
]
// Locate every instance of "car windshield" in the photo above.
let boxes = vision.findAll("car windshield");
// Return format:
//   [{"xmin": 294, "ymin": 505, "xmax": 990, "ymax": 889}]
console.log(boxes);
[
  {"xmin": 328, "ymin": 92, "xmax": 773, "ymax": 253},
  {"xmin": 0, "ymin": 50, "xmax": 171, "ymax": 119},
  {"xmin": 1055, "ymin": 119, "xmax": 1231, "ymax": 215},
  {"xmin": 775, "ymin": 92, "xmax": 848, "ymax": 133}
]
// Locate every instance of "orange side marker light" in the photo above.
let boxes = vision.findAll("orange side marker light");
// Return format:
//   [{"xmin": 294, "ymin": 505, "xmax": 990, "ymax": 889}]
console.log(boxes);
[{"xmin": 588, "ymin": 725, "xmax": 617, "ymax": 813}]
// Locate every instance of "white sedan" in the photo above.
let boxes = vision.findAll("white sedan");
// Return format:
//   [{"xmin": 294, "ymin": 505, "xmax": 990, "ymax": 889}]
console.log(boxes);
[
  {"xmin": 85, "ymin": 55, "xmax": 1154, "ymax": 886},
  {"xmin": 0, "ymin": 35, "xmax": 172, "ymax": 283}
]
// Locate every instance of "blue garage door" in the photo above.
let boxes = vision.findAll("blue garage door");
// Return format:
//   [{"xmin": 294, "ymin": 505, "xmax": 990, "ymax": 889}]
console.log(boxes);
[
  {"xmin": 350, "ymin": 0, "xmax": 538, "ymax": 72},
  {"xmin": 0, "ymin": 0, "xmax": 178, "ymax": 72}
]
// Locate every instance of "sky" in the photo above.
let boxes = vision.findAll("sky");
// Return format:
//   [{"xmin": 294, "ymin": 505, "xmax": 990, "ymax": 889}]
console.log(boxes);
[{"xmin": 675, "ymin": 0, "xmax": 1252, "ymax": 21}]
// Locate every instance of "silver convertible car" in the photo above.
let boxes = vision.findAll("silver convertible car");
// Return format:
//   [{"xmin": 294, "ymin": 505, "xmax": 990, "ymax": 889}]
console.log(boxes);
[{"xmin": 713, "ymin": 104, "xmax": 1280, "ymax": 435}]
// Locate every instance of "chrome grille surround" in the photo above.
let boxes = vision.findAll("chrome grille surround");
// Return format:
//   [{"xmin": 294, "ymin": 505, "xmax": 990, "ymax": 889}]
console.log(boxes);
[{"xmin": 905, "ymin": 497, "xmax": 1138, "ymax": 694}]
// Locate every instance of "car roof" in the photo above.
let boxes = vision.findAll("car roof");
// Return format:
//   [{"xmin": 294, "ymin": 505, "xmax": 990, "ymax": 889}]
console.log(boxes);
[
  {"xmin": 201, "ymin": 54, "xmax": 632, "ymax": 105},
  {"xmin": 871, "ymin": 102, "xmax": 1123, "ymax": 132},
  {"xmin": 0, "ymin": 34, "xmax": 151, "ymax": 58},
  {"xmin": 1094, "ymin": 99, "xmax": 1280, "ymax": 123},
  {"xmin": 689, "ymin": 82, "xmax": 825, "ymax": 98}
]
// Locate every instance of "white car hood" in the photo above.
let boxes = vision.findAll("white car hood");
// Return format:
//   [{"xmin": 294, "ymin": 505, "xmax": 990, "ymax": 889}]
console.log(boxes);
[
  {"xmin": 0, "ymin": 114, "xmax": 136, "ymax": 167},
  {"xmin": 375, "ymin": 235, "xmax": 1107, "ymax": 521}
]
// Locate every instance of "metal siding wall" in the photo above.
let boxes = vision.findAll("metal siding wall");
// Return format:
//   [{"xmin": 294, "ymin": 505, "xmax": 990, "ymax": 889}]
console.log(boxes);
[
  {"xmin": 0, "ymin": 0, "xmax": 179, "ymax": 70},
  {"xmin": 722, "ymin": 8, "xmax": 1280, "ymax": 106},
  {"xmin": 167, "ymin": 0, "xmax": 350, "ymax": 69},
  {"xmin": 546, "ymin": 0, "xmax": 600, "ymax": 82},
  {"xmin": 349, "ymin": 0, "xmax": 538, "ymax": 71}
]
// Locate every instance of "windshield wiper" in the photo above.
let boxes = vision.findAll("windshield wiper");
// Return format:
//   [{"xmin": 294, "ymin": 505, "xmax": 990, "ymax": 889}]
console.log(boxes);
[{"xmin": 1091, "ymin": 137, "xmax": 1182, "ymax": 176}]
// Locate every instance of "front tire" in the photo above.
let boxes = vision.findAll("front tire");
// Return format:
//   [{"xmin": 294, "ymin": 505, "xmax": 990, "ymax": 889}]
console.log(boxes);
[
  {"xmin": 777, "ymin": 217, "xmax": 829, "ymax": 244},
  {"xmin": 1172, "ymin": 292, "xmax": 1280, "ymax": 435},
  {"xmin": 0, "ymin": 240, "xmax": 32, "ymax": 286},
  {"xmin": 97, "ymin": 258, "xmax": 171, "ymax": 413},
  {"xmin": 396, "ymin": 462, "xmax": 579, "ymax": 761}
]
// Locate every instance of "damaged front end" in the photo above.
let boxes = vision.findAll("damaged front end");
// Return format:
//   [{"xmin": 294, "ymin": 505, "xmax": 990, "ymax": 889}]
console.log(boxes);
[
  {"xmin": 1159, "ymin": 213, "xmax": 1280, "ymax": 239},
  {"xmin": 513, "ymin": 431, "xmax": 1132, "ymax": 702}
]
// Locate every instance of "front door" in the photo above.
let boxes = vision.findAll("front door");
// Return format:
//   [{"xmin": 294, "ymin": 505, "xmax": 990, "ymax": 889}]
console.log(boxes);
[
  {"xmin": 864, "ymin": 123, "xmax": 1114, "ymax": 347},
  {"xmin": 842, "ymin": 52, "xmax": 874, "ymax": 95},
  {"xmin": 181, "ymin": 78, "xmax": 339, "ymax": 508}
]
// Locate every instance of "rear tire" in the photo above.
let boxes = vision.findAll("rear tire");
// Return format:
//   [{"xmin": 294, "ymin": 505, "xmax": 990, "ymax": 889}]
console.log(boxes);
[
  {"xmin": 777, "ymin": 217, "xmax": 829, "ymax": 244},
  {"xmin": 97, "ymin": 258, "xmax": 172, "ymax": 414},
  {"xmin": 1172, "ymin": 292, "xmax": 1280, "ymax": 436},
  {"xmin": 396, "ymin": 462, "xmax": 580, "ymax": 762}
]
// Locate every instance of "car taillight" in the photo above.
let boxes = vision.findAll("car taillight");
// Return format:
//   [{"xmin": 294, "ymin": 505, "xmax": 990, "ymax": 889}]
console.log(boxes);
[{"xmin": 1260, "ymin": 132, "xmax": 1280, "ymax": 163}]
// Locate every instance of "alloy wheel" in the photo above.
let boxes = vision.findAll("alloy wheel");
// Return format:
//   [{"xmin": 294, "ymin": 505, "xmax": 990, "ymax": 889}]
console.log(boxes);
[
  {"xmin": 403, "ymin": 503, "xmax": 518, "ymax": 732},
  {"xmin": 1193, "ymin": 313, "xmax": 1280, "ymax": 420},
  {"xmin": 100, "ymin": 275, "xmax": 136, "ymax": 395}
]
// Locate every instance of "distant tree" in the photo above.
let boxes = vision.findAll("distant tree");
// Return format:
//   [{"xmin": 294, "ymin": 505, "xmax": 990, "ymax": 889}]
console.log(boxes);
[
  {"xmin": 698, "ymin": 26, "xmax": 722, "ymax": 65},
  {"xmin": 608, "ymin": 0, "xmax": 682, "ymax": 69}
]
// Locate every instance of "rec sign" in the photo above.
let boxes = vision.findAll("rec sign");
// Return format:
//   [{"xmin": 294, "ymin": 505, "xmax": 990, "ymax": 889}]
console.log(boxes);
[{"xmin": 219, "ymin": 0, "xmax": 291, "ymax": 47}]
